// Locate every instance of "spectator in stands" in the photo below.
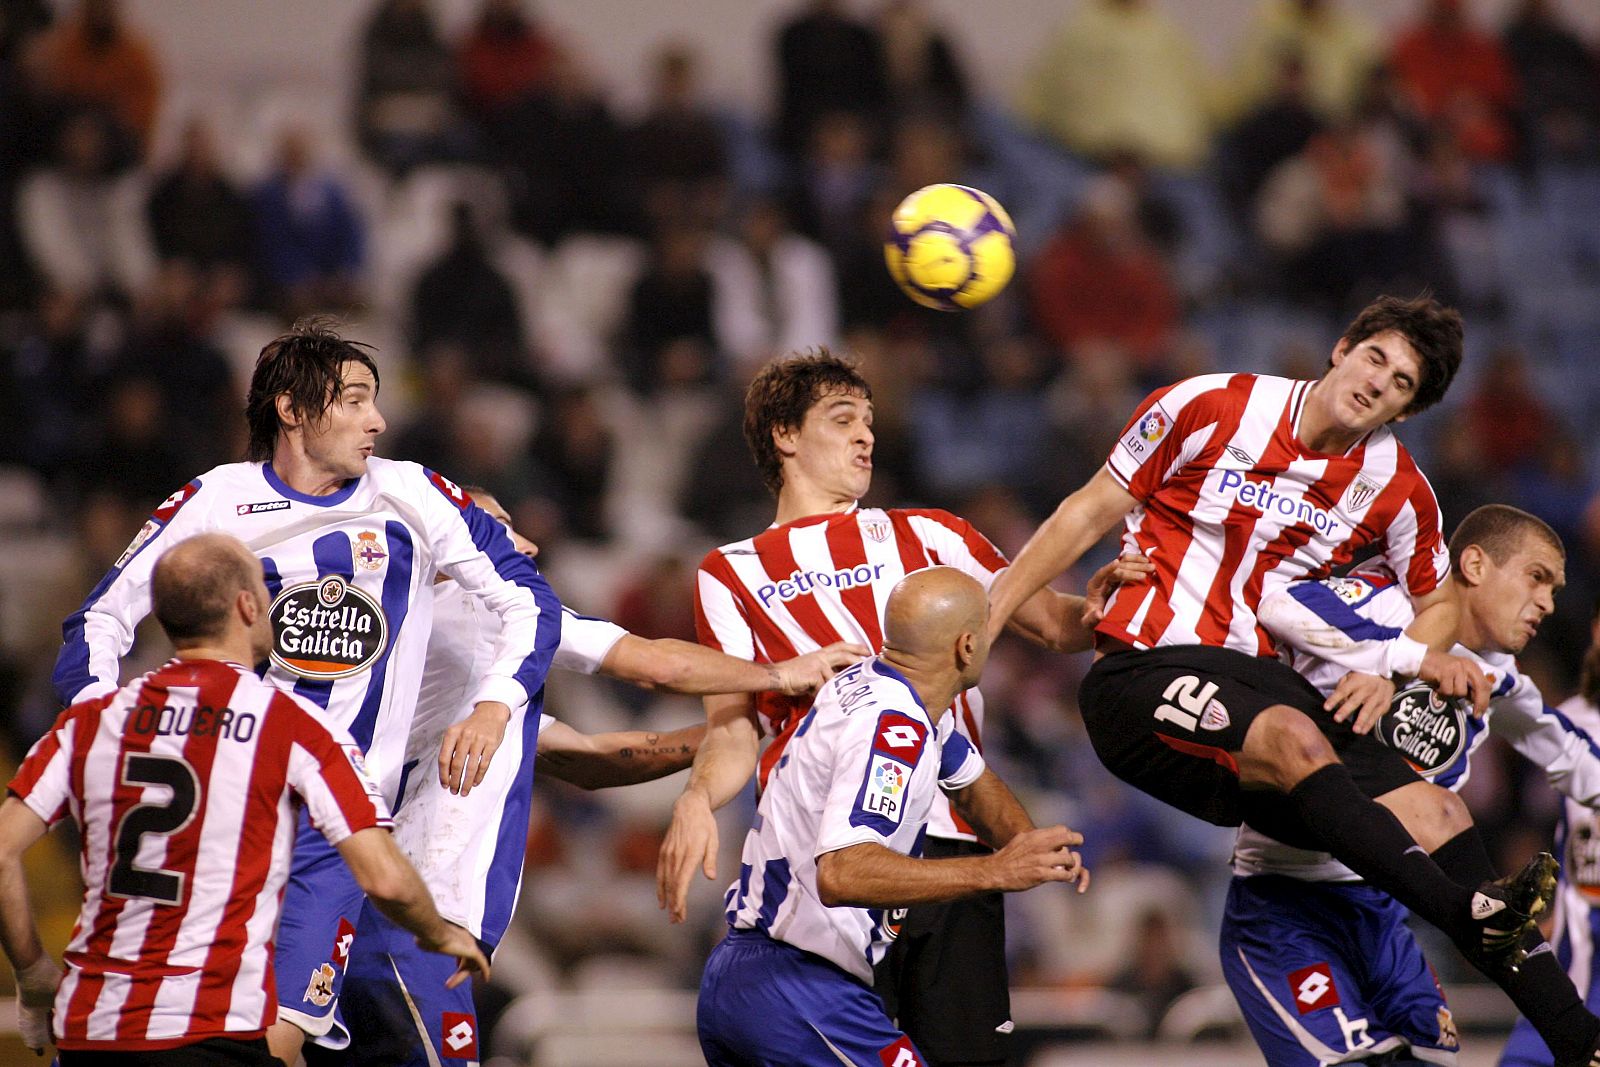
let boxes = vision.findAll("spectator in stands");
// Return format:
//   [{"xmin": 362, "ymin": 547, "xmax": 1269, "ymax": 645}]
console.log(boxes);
[
  {"xmin": 789, "ymin": 110, "xmax": 884, "ymax": 260},
  {"xmin": 706, "ymin": 196, "xmax": 838, "ymax": 373},
  {"xmin": 251, "ymin": 123, "xmax": 366, "ymax": 317},
  {"xmin": 1029, "ymin": 174, "xmax": 1179, "ymax": 378},
  {"xmin": 1465, "ymin": 346, "xmax": 1552, "ymax": 476},
  {"xmin": 529, "ymin": 386, "xmax": 614, "ymax": 543},
  {"xmin": 33, "ymin": 0, "xmax": 160, "ymax": 152},
  {"xmin": 457, "ymin": 0, "xmax": 562, "ymax": 125},
  {"xmin": 620, "ymin": 224, "xmax": 723, "ymax": 396},
  {"xmin": 392, "ymin": 341, "xmax": 472, "ymax": 474},
  {"xmin": 1253, "ymin": 121, "xmax": 1411, "ymax": 307},
  {"xmin": 71, "ymin": 374, "xmax": 186, "ymax": 511},
  {"xmin": 355, "ymin": 0, "xmax": 463, "ymax": 176},
  {"xmin": 1502, "ymin": 0, "xmax": 1600, "ymax": 164},
  {"xmin": 145, "ymin": 117, "xmax": 254, "ymax": 308},
  {"xmin": 2, "ymin": 290, "xmax": 100, "ymax": 479},
  {"xmin": 494, "ymin": 49, "xmax": 639, "ymax": 242},
  {"xmin": 0, "ymin": 0, "xmax": 50, "ymax": 63},
  {"xmin": 875, "ymin": 0, "xmax": 967, "ymax": 122},
  {"xmin": 17, "ymin": 108, "xmax": 154, "ymax": 303},
  {"xmin": 1217, "ymin": 53, "xmax": 1326, "ymax": 225},
  {"xmin": 1228, "ymin": 0, "xmax": 1380, "ymax": 123},
  {"xmin": 1019, "ymin": 0, "xmax": 1214, "ymax": 170},
  {"xmin": 410, "ymin": 201, "xmax": 528, "ymax": 384},
  {"xmin": 1389, "ymin": 0, "xmax": 1519, "ymax": 164},
  {"xmin": 773, "ymin": 0, "xmax": 888, "ymax": 160},
  {"xmin": 629, "ymin": 44, "xmax": 729, "ymax": 229},
  {"xmin": 1110, "ymin": 908, "xmax": 1201, "ymax": 1038}
]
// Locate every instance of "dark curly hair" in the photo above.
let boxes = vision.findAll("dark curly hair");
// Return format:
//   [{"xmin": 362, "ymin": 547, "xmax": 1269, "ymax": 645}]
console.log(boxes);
[
  {"xmin": 244, "ymin": 320, "xmax": 380, "ymax": 462},
  {"xmin": 743, "ymin": 349, "xmax": 871, "ymax": 496}
]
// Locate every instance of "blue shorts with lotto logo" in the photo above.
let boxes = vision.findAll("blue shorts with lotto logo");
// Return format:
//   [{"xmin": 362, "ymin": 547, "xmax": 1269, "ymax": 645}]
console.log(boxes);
[
  {"xmin": 315, "ymin": 899, "xmax": 482, "ymax": 1066},
  {"xmin": 274, "ymin": 811, "xmax": 367, "ymax": 1045},
  {"xmin": 698, "ymin": 928, "xmax": 928, "ymax": 1067},
  {"xmin": 1220, "ymin": 876, "xmax": 1460, "ymax": 1066}
]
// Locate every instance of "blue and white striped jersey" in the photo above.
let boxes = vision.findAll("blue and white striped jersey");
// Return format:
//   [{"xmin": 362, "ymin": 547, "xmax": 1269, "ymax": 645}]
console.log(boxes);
[
  {"xmin": 1550, "ymin": 695, "xmax": 1600, "ymax": 999},
  {"xmin": 389, "ymin": 580, "xmax": 626, "ymax": 946},
  {"xmin": 724, "ymin": 658, "xmax": 985, "ymax": 982},
  {"xmin": 1236, "ymin": 566, "xmax": 1600, "ymax": 880},
  {"xmin": 52, "ymin": 459, "xmax": 561, "ymax": 808}
]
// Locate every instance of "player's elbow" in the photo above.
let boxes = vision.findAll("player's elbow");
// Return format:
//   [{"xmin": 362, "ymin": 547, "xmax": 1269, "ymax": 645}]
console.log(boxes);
[{"xmin": 814, "ymin": 851, "xmax": 854, "ymax": 908}]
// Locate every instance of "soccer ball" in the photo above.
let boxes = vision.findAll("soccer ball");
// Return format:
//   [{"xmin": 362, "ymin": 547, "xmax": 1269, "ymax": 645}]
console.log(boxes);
[{"xmin": 884, "ymin": 184, "xmax": 1017, "ymax": 311}]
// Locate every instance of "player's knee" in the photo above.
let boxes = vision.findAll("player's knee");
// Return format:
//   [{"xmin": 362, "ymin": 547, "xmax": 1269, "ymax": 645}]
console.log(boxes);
[
  {"xmin": 1382, "ymin": 782, "xmax": 1472, "ymax": 851},
  {"xmin": 1242, "ymin": 705, "xmax": 1336, "ymax": 790}
]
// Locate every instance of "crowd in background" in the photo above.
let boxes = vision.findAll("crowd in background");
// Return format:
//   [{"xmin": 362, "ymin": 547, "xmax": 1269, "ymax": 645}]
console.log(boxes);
[{"xmin": 2, "ymin": 0, "xmax": 1600, "ymax": 1050}]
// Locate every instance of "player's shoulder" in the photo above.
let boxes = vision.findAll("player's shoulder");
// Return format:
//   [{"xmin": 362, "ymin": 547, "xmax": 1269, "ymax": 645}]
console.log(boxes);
[
  {"xmin": 1162, "ymin": 371, "xmax": 1264, "ymax": 410},
  {"xmin": 700, "ymin": 533, "xmax": 759, "ymax": 572},
  {"xmin": 1557, "ymin": 694, "xmax": 1600, "ymax": 734}
]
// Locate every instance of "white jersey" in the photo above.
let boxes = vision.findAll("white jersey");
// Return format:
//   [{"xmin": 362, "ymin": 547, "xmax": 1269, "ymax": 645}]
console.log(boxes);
[
  {"xmin": 389, "ymin": 580, "xmax": 626, "ymax": 946},
  {"xmin": 1550, "ymin": 695, "xmax": 1600, "ymax": 998},
  {"xmin": 52, "ymin": 459, "xmax": 561, "ymax": 806},
  {"xmin": 696, "ymin": 506, "xmax": 1007, "ymax": 841},
  {"xmin": 10, "ymin": 658, "xmax": 389, "ymax": 1050},
  {"xmin": 724, "ymin": 658, "xmax": 985, "ymax": 981},
  {"xmin": 1235, "ymin": 567, "xmax": 1600, "ymax": 881}
]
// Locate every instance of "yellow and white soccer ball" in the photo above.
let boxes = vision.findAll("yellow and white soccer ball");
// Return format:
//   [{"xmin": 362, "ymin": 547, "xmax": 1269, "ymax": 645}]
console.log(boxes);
[{"xmin": 884, "ymin": 183, "xmax": 1017, "ymax": 311}]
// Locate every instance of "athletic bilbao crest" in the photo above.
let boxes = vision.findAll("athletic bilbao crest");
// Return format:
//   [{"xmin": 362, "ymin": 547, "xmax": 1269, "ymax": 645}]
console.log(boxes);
[
  {"xmin": 1376, "ymin": 682, "xmax": 1468, "ymax": 778},
  {"xmin": 1345, "ymin": 476, "xmax": 1380, "ymax": 513},
  {"xmin": 270, "ymin": 575, "xmax": 389, "ymax": 680},
  {"xmin": 862, "ymin": 517, "xmax": 890, "ymax": 543}
]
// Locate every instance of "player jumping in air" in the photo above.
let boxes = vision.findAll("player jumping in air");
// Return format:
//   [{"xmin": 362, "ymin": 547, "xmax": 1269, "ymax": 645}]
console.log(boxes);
[{"xmin": 986, "ymin": 295, "xmax": 1600, "ymax": 1065}]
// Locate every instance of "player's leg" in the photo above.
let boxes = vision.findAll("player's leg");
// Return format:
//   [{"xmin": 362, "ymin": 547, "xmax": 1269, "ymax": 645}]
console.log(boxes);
[
  {"xmin": 268, "ymin": 812, "xmax": 367, "ymax": 1064},
  {"xmin": 699, "ymin": 929, "xmax": 930, "ymax": 1067},
  {"xmin": 1221, "ymin": 875, "xmax": 1450, "ymax": 1066},
  {"xmin": 873, "ymin": 841, "xmax": 1010, "ymax": 1066},
  {"xmin": 335, "ymin": 900, "xmax": 485, "ymax": 1066}
]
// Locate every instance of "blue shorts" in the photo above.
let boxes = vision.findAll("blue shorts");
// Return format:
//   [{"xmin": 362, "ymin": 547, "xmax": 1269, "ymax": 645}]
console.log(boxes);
[
  {"xmin": 325, "ymin": 899, "xmax": 482, "ymax": 1065},
  {"xmin": 274, "ymin": 812, "xmax": 366, "ymax": 1045},
  {"xmin": 698, "ymin": 929, "xmax": 927, "ymax": 1067},
  {"xmin": 1220, "ymin": 875, "xmax": 1460, "ymax": 1066}
]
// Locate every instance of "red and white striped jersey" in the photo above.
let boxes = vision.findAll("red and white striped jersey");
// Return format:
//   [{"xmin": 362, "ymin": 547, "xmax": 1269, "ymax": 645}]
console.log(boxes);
[
  {"xmin": 695, "ymin": 507, "xmax": 1006, "ymax": 840},
  {"xmin": 1098, "ymin": 373, "xmax": 1449, "ymax": 657},
  {"xmin": 8, "ymin": 658, "xmax": 390, "ymax": 1051}
]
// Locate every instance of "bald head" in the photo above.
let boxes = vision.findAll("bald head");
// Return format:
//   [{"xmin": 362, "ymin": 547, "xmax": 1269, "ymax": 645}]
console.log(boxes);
[
  {"xmin": 151, "ymin": 533, "xmax": 268, "ymax": 646},
  {"xmin": 884, "ymin": 567, "xmax": 989, "ymax": 660}
]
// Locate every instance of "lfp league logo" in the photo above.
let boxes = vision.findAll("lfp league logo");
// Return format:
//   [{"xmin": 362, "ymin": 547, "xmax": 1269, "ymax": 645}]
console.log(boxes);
[{"xmin": 1138, "ymin": 409, "xmax": 1169, "ymax": 444}]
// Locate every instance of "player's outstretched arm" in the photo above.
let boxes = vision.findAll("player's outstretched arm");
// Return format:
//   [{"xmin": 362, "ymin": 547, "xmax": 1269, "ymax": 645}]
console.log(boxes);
[
  {"xmin": 1005, "ymin": 554, "xmax": 1154, "ymax": 653},
  {"xmin": 336, "ymin": 827, "xmax": 490, "ymax": 989},
  {"xmin": 816, "ymin": 826, "xmax": 1088, "ymax": 908},
  {"xmin": 600, "ymin": 635, "xmax": 868, "ymax": 695},
  {"xmin": 536, "ymin": 719, "xmax": 705, "ymax": 790},
  {"xmin": 657, "ymin": 694, "xmax": 761, "ymax": 923},
  {"xmin": 0, "ymin": 798, "xmax": 61, "ymax": 1053},
  {"xmin": 988, "ymin": 469, "xmax": 1136, "ymax": 641}
]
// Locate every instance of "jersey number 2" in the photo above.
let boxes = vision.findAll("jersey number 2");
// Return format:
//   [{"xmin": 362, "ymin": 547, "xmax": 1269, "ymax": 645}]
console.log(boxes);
[{"xmin": 108, "ymin": 753, "xmax": 201, "ymax": 905}]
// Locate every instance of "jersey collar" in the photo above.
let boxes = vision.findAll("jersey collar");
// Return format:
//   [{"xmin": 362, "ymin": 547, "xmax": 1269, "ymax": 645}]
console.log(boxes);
[
  {"xmin": 262, "ymin": 461, "xmax": 362, "ymax": 507},
  {"xmin": 869, "ymin": 657, "xmax": 926, "ymax": 711},
  {"xmin": 768, "ymin": 502, "xmax": 861, "ymax": 531}
]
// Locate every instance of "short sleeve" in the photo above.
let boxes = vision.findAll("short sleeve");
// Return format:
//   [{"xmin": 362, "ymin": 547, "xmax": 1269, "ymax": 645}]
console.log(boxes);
[
  {"xmin": 901, "ymin": 510, "xmax": 1009, "ymax": 590},
  {"xmin": 1105, "ymin": 376, "xmax": 1234, "ymax": 502},
  {"xmin": 937, "ymin": 731, "xmax": 986, "ymax": 791},
  {"xmin": 284, "ymin": 700, "xmax": 392, "ymax": 846},
  {"xmin": 695, "ymin": 549, "xmax": 757, "ymax": 660},
  {"xmin": 1379, "ymin": 455, "xmax": 1450, "ymax": 600},
  {"xmin": 553, "ymin": 611, "xmax": 628, "ymax": 674},
  {"xmin": 816, "ymin": 708, "xmax": 931, "ymax": 856},
  {"xmin": 7, "ymin": 706, "xmax": 82, "ymax": 826}
]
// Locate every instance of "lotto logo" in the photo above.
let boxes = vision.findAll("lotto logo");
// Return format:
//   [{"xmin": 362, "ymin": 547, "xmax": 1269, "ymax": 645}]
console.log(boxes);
[
  {"xmin": 881, "ymin": 725, "xmax": 921, "ymax": 750},
  {"xmin": 878, "ymin": 1036, "xmax": 922, "ymax": 1067},
  {"xmin": 442, "ymin": 1012, "xmax": 478, "ymax": 1058},
  {"xmin": 1289, "ymin": 963, "xmax": 1340, "ymax": 1014},
  {"xmin": 331, "ymin": 917, "xmax": 356, "ymax": 967},
  {"xmin": 871, "ymin": 712, "xmax": 927, "ymax": 765},
  {"xmin": 427, "ymin": 469, "xmax": 474, "ymax": 511}
]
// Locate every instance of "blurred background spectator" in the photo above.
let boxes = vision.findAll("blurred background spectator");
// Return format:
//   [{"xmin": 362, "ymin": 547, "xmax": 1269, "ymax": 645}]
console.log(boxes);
[{"xmin": 2, "ymin": 0, "xmax": 1599, "ymax": 1061}]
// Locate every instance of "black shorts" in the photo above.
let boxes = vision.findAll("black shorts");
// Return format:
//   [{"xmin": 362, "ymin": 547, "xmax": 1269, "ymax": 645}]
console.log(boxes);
[
  {"xmin": 1078, "ymin": 645, "xmax": 1422, "ymax": 831},
  {"xmin": 874, "ymin": 838, "xmax": 1011, "ymax": 1064},
  {"xmin": 59, "ymin": 1036, "xmax": 281, "ymax": 1067}
]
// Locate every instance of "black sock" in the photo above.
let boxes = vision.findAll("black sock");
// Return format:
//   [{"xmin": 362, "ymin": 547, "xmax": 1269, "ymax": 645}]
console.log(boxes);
[
  {"xmin": 1288, "ymin": 765, "xmax": 1475, "ymax": 938},
  {"xmin": 1431, "ymin": 830, "xmax": 1600, "ymax": 1062}
]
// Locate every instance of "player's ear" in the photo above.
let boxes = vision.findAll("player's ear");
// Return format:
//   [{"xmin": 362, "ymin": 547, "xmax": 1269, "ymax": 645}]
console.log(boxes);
[
  {"xmin": 772, "ymin": 422, "xmax": 799, "ymax": 460},
  {"xmin": 274, "ymin": 391, "xmax": 301, "ymax": 431},
  {"xmin": 1329, "ymin": 338, "xmax": 1351, "ymax": 369},
  {"xmin": 1457, "ymin": 544, "xmax": 1487, "ymax": 587}
]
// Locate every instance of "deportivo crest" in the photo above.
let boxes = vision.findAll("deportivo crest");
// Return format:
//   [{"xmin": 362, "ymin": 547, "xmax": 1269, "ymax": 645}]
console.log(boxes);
[
  {"xmin": 303, "ymin": 963, "xmax": 336, "ymax": 1007},
  {"xmin": 1345, "ymin": 476, "xmax": 1380, "ymax": 513},
  {"xmin": 354, "ymin": 530, "xmax": 387, "ymax": 571},
  {"xmin": 1377, "ymin": 682, "xmax": 1468, "ymax": 778},
  {"xmin": 862, "ymin": 517, "xmax": 890, "ymax": 543},
  {"xmin": 1437, "ymin": 1006, "xmax": 1459, "ymax": 1049},
  {"xmin": 270, "ymin": 576, "xmax": 389, "ymax": 680}
]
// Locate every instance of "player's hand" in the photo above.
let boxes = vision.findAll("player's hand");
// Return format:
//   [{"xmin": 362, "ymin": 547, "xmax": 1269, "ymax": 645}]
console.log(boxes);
[
  {"xmin": 1417, "ymin": 649, "xmax": 1491, "ymax": 718},
  {"xmin": 657, "ymin": 790, "xmax": 718, "ymax": 923},
  {"xmin": 1083, "ymin": 554, "xmax": 1153, "ymax": 625},
  {"xmin": 14, "ymin": 956, "xmax": 60, "ymax": 1053},
  {"xmin": 770, "ymin": 642, "xmax": 871, "ymax": 695},
  {"xmin": 417, "ymin": 921, "xmax": 491, "ymax": 990},
  {"xmin": 1326, "ymin": 671, "xmax": 1395, "ymax": 734},
  {"xmin": 439, "ymin": 701, "xmax": 511, "ymax": 796},
  {"xmin": 987, "ymin": 825, "xmax": 1090, "ymax": 894}
]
